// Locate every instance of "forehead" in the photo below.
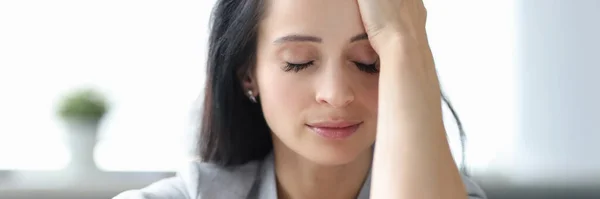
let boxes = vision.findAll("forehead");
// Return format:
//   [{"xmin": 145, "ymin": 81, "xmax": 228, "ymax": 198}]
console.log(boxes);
[{"xmin": 260, "ymin": 0, "xmax": 366, "ymax": 43}]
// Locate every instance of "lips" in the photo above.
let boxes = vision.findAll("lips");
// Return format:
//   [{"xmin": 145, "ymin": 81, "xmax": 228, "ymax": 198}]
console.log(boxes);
[{"xmin": 306, "ymin": 121, "xmax": 362, "ymax": 140}]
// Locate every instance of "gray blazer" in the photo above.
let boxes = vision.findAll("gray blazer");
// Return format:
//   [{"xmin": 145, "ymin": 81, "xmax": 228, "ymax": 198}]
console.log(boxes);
[{"xmin": 114, "ymin": 153, "xmax": 487, "ymax": 199}]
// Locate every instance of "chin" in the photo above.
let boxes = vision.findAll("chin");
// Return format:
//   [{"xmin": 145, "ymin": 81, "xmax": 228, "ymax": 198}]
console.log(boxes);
[{"xmin": 300, "ymin": 141, "xmax": 371, "ymax": 166}]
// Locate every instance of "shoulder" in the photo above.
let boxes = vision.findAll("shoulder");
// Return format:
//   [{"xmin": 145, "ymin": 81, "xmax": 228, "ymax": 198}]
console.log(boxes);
[
  {"xmin": 462, "ymin": 174, "xmax": 488, "ymax": 199},
  {"xmin": 112, "ymin": 160, "xmax": 262, "ymax": 199}
]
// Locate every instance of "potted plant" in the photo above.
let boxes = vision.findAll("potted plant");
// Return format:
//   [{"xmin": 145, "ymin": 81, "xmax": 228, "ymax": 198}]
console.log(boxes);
[{"xmin": 57, "ymin": 88, "xmax": 109, "ymax": 172}]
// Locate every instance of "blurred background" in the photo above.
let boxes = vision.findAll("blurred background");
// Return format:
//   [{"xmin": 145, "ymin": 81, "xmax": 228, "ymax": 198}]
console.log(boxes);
[{"xmin": 0, "ymin": 0, "xmax": 598, "ymax": 198}]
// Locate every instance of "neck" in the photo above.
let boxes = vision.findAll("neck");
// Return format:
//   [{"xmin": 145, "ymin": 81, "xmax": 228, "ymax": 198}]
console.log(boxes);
[{"xmin": 272, "ymin": 138, "xmax": 372, "ymax": 199}]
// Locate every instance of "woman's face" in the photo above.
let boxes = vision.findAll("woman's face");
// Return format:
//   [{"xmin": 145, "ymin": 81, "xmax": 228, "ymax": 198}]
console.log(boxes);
[{"xmin": 253, "ymin": 0, "xmax": 379, "ymax": 165}]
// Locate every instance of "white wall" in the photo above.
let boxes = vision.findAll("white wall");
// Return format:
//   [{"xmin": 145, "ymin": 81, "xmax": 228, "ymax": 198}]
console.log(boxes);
[
  {"xmin": 426, "ymin": 0, "xmax": 517, "ymax": 175},
  {"xmin": 513, "ymin": 0, "xmax": 600, "ymax": 184},
  {"xmin": 0, "ymin": 0, "xmax": 215, "ymax": 171}
]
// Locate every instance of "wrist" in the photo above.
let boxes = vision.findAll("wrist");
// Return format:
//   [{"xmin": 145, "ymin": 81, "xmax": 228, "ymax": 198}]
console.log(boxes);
[{"xmin": 375, "ymin": 32, "xmax": 419, "ymax": 62}]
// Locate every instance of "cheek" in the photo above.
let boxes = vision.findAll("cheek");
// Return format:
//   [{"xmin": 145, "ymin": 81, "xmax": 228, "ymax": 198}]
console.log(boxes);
[
  {"xmin": 354, "ymin": 73, "xmax": 380, "ymax": 115},
  {"xmin": 367, "ymin": 78, "xmax": 379, "ymax": 111},
  {"xmin": 255, "ymin": 63, "xmax": 312, "ymax": 133},
  {"xmin": 352, "ymin": 75, "xmax": 379, "ymax": 147},
  {"xmin": 361, "ymin": 76, "xmax": 380, "ymax": 136}
]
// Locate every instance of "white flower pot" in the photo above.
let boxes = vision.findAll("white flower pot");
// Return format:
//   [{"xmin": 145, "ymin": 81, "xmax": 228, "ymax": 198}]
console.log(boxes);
[{"xmin": 64, "ymin": 118, "xmax": 100, "ymax": 173}]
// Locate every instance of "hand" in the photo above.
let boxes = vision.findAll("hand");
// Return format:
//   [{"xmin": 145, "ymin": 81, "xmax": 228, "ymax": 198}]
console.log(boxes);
[
  {"xmin": 356, "ymin": 0, "xmax": 428, "ymax": 53},
  {"xmin": 357, "ymin": 0, "xmax": 442, "ymax": 125}
]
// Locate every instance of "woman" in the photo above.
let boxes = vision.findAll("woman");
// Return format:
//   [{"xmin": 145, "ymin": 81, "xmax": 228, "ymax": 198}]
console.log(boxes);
[{"xmin": 115, "ymin": 0, "xmax": 487, "ymax": 198}]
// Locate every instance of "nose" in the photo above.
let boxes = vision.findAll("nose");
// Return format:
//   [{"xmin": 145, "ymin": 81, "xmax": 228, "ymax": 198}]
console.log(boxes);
[{"xmin": 315, "ymin": 62, "xmax": 355, "ymax": 108}]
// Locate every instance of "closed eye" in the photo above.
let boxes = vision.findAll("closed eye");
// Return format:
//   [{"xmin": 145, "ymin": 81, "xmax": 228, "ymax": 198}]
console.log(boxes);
[
  {"xmin": 353, "ymin": 61, "xmax": 379, "ymax": 74},
  {"xmin": 282, "ymin": 60, "xmax": 378, "ymax": 73},
  {"xmin": 283, "ymin": 61, "xmax": 314, "ymax": 72}
]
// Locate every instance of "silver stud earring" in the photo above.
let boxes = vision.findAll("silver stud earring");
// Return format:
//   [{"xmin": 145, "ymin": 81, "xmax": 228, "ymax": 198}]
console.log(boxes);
[{"xmin": 247, "ymin": 90, "xmax": 257, "ymax": 103}]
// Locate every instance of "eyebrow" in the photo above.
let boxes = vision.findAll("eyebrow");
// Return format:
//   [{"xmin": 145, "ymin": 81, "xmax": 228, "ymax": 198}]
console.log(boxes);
[
  {"xmin": 349, "ymin": 33, "xmax": 368, "ymax": 42},
  {"xmin": 274, "ymin": 35, "xmax": 322, "ymax": 44},
  {"xmin": 273, "ymin": 33, "xmax": 369, "ymax": 44}
]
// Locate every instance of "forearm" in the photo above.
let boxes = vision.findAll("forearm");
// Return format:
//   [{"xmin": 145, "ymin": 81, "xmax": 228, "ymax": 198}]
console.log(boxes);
[{"xmin": 370, "ymin": 37, "xmax": 467, "ymax": 199}]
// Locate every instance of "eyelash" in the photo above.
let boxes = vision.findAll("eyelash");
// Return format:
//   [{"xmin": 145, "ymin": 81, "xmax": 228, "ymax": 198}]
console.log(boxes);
[
  {"xmin": 283, "ymin": 61, "xmax": 379, "ymax": 74},
  {"xmin": 354, "ymin": 61, "xmax": 379, "ymax": 74},
  {"xmin": 283, "ymin": 61, "xmax": 314, "ymax": 72}
]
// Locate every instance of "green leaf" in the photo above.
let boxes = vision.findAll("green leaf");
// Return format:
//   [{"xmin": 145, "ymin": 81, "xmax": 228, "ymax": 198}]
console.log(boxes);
[{"xmin": 57, "ymin": 88, "xmax": 109, "ymax": 121}]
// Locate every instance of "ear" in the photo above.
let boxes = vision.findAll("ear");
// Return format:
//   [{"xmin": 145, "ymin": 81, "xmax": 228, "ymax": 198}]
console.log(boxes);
[{"xmin": 238, "ymin": 66, "xmax": 258, "ymax": 97}]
